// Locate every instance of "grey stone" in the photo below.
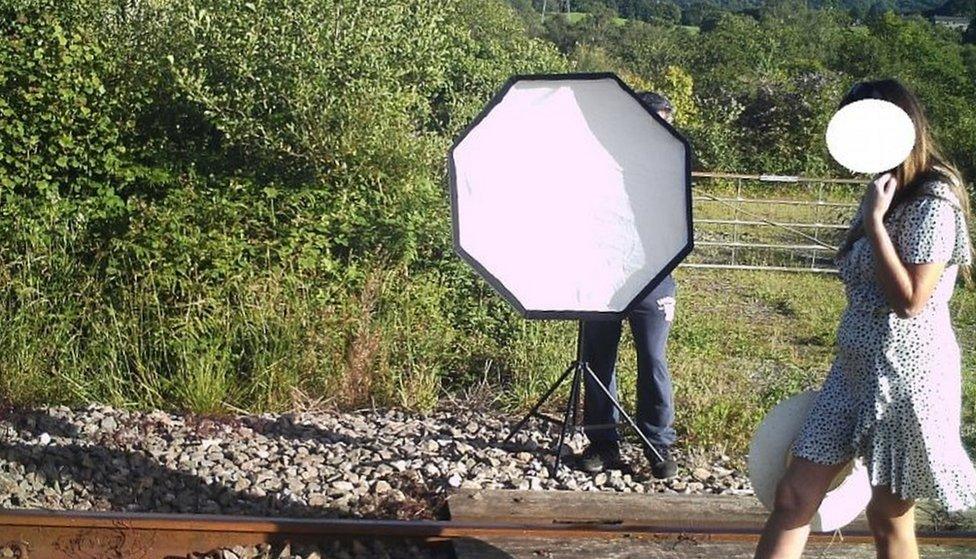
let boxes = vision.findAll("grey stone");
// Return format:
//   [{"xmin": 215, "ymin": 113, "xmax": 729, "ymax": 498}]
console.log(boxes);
[{"xmin": 692, "ymin": 467, "xmax": 712, "ymax": 482}]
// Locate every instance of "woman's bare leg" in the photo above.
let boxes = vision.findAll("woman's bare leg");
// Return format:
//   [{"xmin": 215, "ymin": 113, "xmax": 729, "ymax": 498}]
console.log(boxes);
[
  {"xmin": 866, "ymin": 485, "xmax": 918, "ymax": 559},
  {"xmin": 753, "ymin": 456, "xmax": 851, "ymax": 559}
]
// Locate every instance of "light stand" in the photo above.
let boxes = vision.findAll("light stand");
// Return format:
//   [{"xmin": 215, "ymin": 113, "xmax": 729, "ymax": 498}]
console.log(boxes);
[
  {"xmin": 503, "ymin": 320, "xmax": 666, "ymax": 477},
  {"xmin": 448, "ymin": 74, "xmax": 694, "ymax": 480}
]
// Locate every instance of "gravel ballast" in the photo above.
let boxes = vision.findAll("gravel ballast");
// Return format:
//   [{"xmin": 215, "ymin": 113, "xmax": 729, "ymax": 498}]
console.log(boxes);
[
  {"xmin": 0, "ymin": 404, "xmax": 753, "ymax": 521},
  {"xmin": 0, "ymin": 538, "xmax": 451, "ymax": 559}
]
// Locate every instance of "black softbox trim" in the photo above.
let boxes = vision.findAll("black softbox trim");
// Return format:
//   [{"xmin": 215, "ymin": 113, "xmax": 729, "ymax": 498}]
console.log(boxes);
[{"xmin": 447, "ymin": 72, "xmax": 694, "ymax": 321}]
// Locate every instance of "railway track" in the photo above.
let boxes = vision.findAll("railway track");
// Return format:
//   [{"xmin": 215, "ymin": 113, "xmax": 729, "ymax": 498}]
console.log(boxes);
[{"xmin": 0, "ymin": 504, "xmax": 976, "ymax": 559}]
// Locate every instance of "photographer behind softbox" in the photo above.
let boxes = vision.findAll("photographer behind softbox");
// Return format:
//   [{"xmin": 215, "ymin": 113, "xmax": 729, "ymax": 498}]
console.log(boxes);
[{"xmin": 448, "ymin": 74, "xmax": 693, "ymax": 476}]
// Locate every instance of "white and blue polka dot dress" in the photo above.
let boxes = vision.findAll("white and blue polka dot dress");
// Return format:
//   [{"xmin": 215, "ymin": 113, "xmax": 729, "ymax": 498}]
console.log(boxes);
[{"xmin": 791, "ymin": 178, "xmax": 976, "ymax": 512}]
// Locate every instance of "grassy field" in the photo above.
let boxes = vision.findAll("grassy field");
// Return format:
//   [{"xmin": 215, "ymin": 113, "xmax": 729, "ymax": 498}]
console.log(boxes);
[
  {"xmin": 501, "ymin": 176, "xmax": 976, "ymax": 462},
  {"xmin": 548, "ymin": 12, "xmax": 699, "ymax": 33},
  {"xmin": 689, "ymin": 177, "xmax": 863, "ymax": 270},
  {"xmin": 555, "ymin": 11, "xmax": 629, "ymax": 25},
  {"xmin": 676, "ymin": 269, "xmax": 974, "ymax": 455},
  {"xmin": 503, "ymin": 268, "xmax": 976, "ymax": 464}
]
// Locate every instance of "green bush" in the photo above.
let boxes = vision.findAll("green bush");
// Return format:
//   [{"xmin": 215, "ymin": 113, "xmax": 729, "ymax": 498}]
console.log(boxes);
[{"xmin": 0, "ymin": 0, "xmax": 569, "ymax": 413}]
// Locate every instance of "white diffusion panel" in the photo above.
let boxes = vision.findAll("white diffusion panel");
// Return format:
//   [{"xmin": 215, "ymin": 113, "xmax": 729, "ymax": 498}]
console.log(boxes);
[{"xmin": 451, "ymin": 76, "xmax": 690, "ymax": 315}]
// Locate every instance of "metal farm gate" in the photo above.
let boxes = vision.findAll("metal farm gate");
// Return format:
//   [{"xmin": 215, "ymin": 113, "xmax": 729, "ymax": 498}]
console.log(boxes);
[{"xmin": 681, "ymin": 171, "xmax": 864, "ymax": 274}]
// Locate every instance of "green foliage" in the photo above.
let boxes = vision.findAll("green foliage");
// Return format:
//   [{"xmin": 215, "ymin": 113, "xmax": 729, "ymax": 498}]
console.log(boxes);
[
  {"xmin": 621, "ymin": 0, "xmax": 683, "ymax": 22},
  {"xmin": 646, "ymin": 66, "xmax": 700, "ymax": 126},
  {"xmin": 544, "ymin": 4, "xmax": 626, "ymax": 53},
  {"xmin": 933, "ymin": 0, "xmax": 976, "ymax": 17},
  {"xmin": 553, "ymin": 1, "xmax": 976, "ymax": 181},
  {"xmin": 732, "ymin": 73, "xmax": 847, "ymax": 174},
  {"xmin": 165, "ymin": 1, "xmax": 447, "ymax": 179},
  {"xmin": 682, "ymin": 0, "xmax": 723, "ymax": 25},
  {"xmin": 0, "ymin": 6, "xmax": 131, "ymax": 219},
  {"xmin": 1, "ymin": 0, "xmax": 975, "ymax": 466},
  {"xmin": 0, "ymin": 0, "xmax": 568, "ymax": 413},
  {"xmin": 576, "ymin": 0, "xmax": 946, "ymax": 14},
  {"xmin": 867, "ymin": 0, "xmax": 897, "ymax": 21},
  {"xmin": 611, "ymin": 21, "xmax": 695, "ymax": 75}
]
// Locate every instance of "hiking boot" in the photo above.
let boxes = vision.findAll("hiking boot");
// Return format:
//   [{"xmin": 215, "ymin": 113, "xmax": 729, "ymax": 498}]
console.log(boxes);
[
  {"xmin": 646, "ymin": 445, "xmax": 678, "ymax": 479},
  {"xmin": 578, "ymin": 440, "xmax": 623, "ymax": 474}
]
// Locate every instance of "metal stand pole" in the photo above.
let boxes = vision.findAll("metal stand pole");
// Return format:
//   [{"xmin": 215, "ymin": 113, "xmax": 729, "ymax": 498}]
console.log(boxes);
[
  {"xmin": 503, "ymin": 321, "xmax": 664, "ymax": 477},
  {"xmin": 502, "ymin": 363, "xmax": 575, "ymax": 446},
  {"xmin": 581, "ymin": 361, "xmax": 664, "ymax": 463}
]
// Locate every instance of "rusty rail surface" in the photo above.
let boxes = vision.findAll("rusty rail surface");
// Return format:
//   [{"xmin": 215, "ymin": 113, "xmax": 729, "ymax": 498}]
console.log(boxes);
[{"xmin": 3, "ymin": 508, "xmax": 976, "ymax": 558}]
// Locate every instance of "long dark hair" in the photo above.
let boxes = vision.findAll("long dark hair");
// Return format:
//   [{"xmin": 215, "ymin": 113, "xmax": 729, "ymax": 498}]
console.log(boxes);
[{"xmin": 836, "ymin": 78, "xmax": 973, "ymax": 283}]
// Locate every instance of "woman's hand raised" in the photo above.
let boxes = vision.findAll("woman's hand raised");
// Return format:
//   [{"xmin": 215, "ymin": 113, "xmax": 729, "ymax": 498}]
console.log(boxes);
[{"xmin": 862, "ymin": 172, "xmax": 898, "ymax": 229}]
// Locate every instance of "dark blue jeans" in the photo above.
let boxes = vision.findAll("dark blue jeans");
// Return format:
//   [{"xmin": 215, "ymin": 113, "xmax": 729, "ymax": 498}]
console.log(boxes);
[{"xmin": 581, "ymin": 274, "xmax": 677, "ymax": 448}]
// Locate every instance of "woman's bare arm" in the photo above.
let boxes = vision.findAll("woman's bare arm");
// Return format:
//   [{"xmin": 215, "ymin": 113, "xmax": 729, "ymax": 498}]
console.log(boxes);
[
  {"xmin": 865, "ymin": 216, "xmax": 945, "ymax": 318},
  {"xmin": 861, "ymin": 172, "xmax": 948, "ymax": 318}
]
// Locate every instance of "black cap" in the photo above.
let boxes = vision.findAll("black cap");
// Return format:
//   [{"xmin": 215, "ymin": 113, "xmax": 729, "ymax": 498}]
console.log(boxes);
[{"xmin": 636, "ymin": 91, "xmax": 674, "ymax": 114}]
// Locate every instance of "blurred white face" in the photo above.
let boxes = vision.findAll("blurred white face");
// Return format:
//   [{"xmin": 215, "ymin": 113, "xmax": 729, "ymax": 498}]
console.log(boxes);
[{"xmin": 825, "ymin": 99, "xmax": 914, "ymax": 174}]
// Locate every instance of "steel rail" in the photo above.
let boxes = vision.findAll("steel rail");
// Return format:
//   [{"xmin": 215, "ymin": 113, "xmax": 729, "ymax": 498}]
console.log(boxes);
[
  {"xmin": 694, "ymin": 241, "xmax": 835, "ymax": 252},
  {"xmin": 691, "ymin": 171, "xmax": 865, "ymax": 184},
  {"xmin": 691, "ymin": 187, "xmax": 847, "ymax": 253},
  {"xmin": 697, "ymin": 197, "xmax": 859, "ymax": 208},
  {"xmin": 696, "ymin": 218, "xmax": 849, "ymax": 231},
  {"xmin": 687, "ymin": 171, "xmax": 863, "ymax": 272},
  {"xmin": 2, "ymin": 509, "xmax": 976, "ymax": 552},
  {"xmin": 679, "ymin": 262, "xmax": 839, "ymax": 274}
]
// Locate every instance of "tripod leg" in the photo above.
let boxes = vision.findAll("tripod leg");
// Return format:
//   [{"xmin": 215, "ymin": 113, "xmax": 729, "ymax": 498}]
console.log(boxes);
[
  {"xmin": 503, "ymin": 362, "xmax": 577, "ymax": 445},
  {"xmin": 582, "ymin": 363, "xmax": 665, "ymax": 463},
  {"xmin": 553, "ymin": 364, "xmax": 582, "ymax": 476},
  {"xmin": 569, "ymin": 363, "xmax": 582, "ymax": 431}
]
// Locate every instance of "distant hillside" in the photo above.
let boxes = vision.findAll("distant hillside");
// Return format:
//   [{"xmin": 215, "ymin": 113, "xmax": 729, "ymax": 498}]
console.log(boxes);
[
  {"xmin": 674, "ymin": 0, "xmax": 948, "ymax": 13},
  {"xmin": 558, "ymin": 10, "xmax": 630, "ymax": 24},
  {"xmin": 746, "ymin": 0, "xmax": 941, "ymax": 10},
  {"xmin": 926, "ymin": 0, "xmax": 975, "ymax": 16},
  {"xmin": 556, "ymin": 0, "xmax": 957, "ymax": 16},
  {"xmin": 515, "ymin": 0, "xmax": 971, "ymax": 32}
]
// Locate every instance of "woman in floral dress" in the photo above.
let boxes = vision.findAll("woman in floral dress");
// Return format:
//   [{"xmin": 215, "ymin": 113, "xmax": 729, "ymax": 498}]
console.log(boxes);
[{"xmin": 754, "ymin": 79, "xmax": 975, "ymax": 559}]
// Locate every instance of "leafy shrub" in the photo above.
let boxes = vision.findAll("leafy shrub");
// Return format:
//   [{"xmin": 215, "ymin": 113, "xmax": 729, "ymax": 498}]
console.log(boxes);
[{"xmin": 0, "ymin": 0, "xmax": 568, "ymax": 412}]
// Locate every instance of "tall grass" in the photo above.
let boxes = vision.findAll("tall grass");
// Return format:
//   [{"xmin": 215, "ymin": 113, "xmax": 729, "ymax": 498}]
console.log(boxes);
[
  {"xmin": 2, "ymin": 240, "xmax": 973, "ymax": 459},
  {"xmin": 0, "ymin": 248, "xmax": 466, "ymax": 414}
]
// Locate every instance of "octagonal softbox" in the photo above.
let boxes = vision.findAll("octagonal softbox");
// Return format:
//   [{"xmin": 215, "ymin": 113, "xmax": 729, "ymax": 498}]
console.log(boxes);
[{"xmin": 449, "ymin": 73, "xmax": 693, "ymax": 320}]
